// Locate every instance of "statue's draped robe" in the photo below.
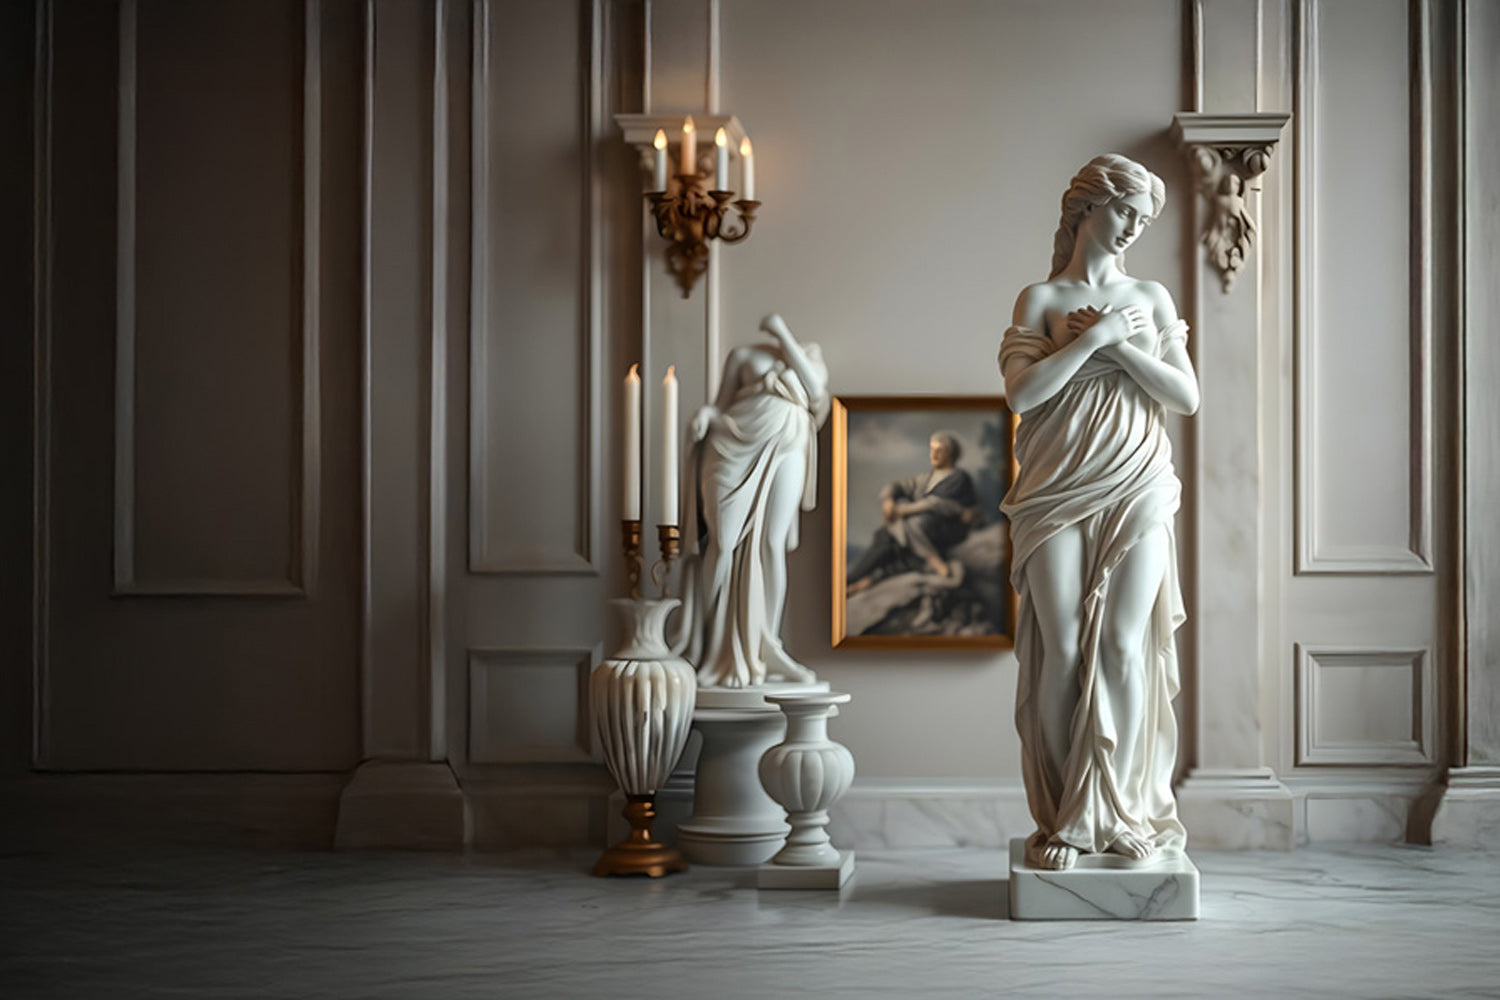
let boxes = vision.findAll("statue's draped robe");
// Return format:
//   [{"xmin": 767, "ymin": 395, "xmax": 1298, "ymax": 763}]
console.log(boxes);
[
  {"xmin": 1000, "ymin": 321, "xmax": 1189, "ymax": 857},
  {"xmin": 674, "ymin": 348, "xmax": 829, "ymax": 688}
]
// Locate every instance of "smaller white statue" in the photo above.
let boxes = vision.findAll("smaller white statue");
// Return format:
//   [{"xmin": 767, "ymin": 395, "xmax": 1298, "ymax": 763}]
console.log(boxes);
[{"xmin": 673, "ymin": 314, "xmax": 830, "ymax": 688}]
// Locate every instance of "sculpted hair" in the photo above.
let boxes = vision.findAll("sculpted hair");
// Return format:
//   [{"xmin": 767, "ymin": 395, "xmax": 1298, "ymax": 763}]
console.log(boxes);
[{"xmin": 1049, "ymin": 153, "xmax": 1166, "ymax": 279}]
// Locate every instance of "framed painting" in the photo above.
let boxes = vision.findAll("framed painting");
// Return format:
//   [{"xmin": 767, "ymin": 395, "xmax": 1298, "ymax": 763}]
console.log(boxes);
[{"xmin": 831, "ymin": 395, "xmax": 1017, "ymax": 649}]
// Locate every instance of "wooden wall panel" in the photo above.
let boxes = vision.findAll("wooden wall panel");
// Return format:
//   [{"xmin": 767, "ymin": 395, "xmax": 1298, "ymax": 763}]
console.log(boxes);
[
  {"xmin": 117, "ymin": 0, "xmax": 319, "ymax": 595},
  {"xmin": 1295, "ymin": 0, "xmax": 1432, "ymax": 574},
  {"xmin": 469, "ymin": 0, "xmax": 599, "ymax": 575}
]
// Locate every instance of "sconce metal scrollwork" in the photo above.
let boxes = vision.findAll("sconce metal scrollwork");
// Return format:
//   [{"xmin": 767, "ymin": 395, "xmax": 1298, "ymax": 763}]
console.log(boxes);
[{"xmin": 647, "ymin": 181, "xmax": 759, "ymax": 299}]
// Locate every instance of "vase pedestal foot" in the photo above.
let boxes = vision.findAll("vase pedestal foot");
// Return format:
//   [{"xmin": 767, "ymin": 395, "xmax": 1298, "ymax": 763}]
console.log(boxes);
[
  {"xmin": 758, "ymin": 850, "xmax": 855, "ymax": 889},
  {"xmin": 593, "ymin": 794, "xmax": 688, "ymax": 878},
  {"xmin": 677, "ymin": 683, "xmax": 826, "ymax": 867}
]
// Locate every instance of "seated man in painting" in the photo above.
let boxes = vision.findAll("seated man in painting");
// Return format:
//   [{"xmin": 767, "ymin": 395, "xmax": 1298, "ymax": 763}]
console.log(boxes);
[{"xmin": 846, "ymin": 431, "xmax": 980, "ymax": 594}]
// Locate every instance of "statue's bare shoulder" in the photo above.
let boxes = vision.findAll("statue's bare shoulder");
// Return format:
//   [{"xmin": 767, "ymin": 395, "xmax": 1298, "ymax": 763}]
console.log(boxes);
[{"xmin": 1012, "ymin": 282, "xmax": 1056, "ymax": 330}]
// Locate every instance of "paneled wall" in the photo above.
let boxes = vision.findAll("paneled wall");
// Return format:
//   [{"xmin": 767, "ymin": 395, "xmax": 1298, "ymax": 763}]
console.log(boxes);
[
  {"xmin": 7, "ymin": 0, "xmax": 1494, "ymax": 851},
  {"xmin": 28, "ymin": 0, "xmax": 363, "ymax": 774},
  {"xmin": 1265, "ymin": 0, "xmax": 1460, "ymax": 839}
]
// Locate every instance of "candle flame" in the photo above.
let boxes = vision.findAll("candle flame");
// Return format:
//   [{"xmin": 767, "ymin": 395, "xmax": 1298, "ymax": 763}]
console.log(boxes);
[
  {"xmin": 682, "ymin": 115, "xmax": 695, "ymax": 135},
  {"xmin": 653, "ymin": 129, "xmax": 667, "ymax": 150},
  {"xmin": 627, "ymin": 363, "xmax": 640, "ymax": 381},
  {"xmin": 714, "ymin": 127, "xmax": 727, "ymax": 148},
  {"xmin": 665, "ymin": 364, "xmax": 677, "ymax": 381},
  {"xmin": 739, "ymin": 136, "xmax": 753, "ymax": 157}
]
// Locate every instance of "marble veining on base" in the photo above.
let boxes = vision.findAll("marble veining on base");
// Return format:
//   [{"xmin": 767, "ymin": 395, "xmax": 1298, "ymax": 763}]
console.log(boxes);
[{"xmin": 1008, "ymin": 838, "xmax": 1199, "ymax": 920}]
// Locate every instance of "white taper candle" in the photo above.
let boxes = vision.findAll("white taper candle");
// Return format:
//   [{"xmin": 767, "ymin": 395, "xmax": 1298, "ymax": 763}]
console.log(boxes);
[
  {"xmin": 739, "ymin": 136, "xmax": 755, "ymax": 200},
  {"xmin": 623, "ymin": 364, "xmax": 641, "ymax": 521},
  {"xmin": 660, "ymin": 365, "xmax": 679, "ymax": 526},
  {"xmin": 651, "ymin": 129, "xmax": 668, "ymax": 191},
  {"xmin": 680, "ymin": 116, "xmax": 697, "ymax": 176},
  {"xmin": 714, "ymin": 128, "xmax": 729, "ymax": 189}
]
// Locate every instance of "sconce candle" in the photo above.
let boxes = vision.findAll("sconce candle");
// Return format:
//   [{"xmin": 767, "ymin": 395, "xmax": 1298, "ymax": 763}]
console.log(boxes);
[
  {"xmin": 714, "ymin": 128, "xmax": 729, "ymax": 189},
  {"xmin": 623, "ymin": 364, "xmax": 642, "ymax": 521},
  {"xmin": 739, "ymin": 137, "xmax": 755, "ymax": 201},
  {"xmin": 652, "ymin": 129, "xmax": 668, "ymax": 191},
  {"xmin": 660, "ymin": 365, "xmax": 679, "ymax": 526},
  {"xmin": 680, "ymin": 116, "xmax": 697, "ymax": 176}
]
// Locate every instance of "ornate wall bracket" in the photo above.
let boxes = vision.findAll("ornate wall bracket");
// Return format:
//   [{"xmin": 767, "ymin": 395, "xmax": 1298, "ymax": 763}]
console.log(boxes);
[{"xmin": 1171, "ymin": 112, "xmax": 1291, "ymax": 292}]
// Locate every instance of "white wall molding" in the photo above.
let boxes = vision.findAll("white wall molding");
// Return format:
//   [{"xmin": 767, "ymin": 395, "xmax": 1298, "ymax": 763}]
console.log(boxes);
[
  {"xmin": 1295, "ymin": 645, "xmax": 1435, "ymax": 767},
  {"xmin": 1171, "ymin": 112, "xmax": 1290, "ymax": 292},
  {"xmin": 111, "ymin": 0, "xmax": 322, "ymax": 598},
  {"xmin": 31, "ymin": 0, "xmax": 54, "ymax": 767},
  {"xmin": 467, "ymin": 0, "xmax": 602, "ymax": 577},
  {"xmin": 1293, "ymin": 0, "xmax": 1434, "ymax": 576},
  {"xmin": 467, "ymin": 646, "xmax": 600, "ymax": 765}
]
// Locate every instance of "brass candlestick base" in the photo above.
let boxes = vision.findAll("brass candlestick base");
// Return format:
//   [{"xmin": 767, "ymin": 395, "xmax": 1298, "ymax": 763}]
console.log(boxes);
[
  {"xmin": 622, "ymin": 519, "xmax": 643, "ymax": 599},
  {"xmin": 592, "ymin": 794, "xmax": 687, "ymax": 878},
  {"xmin": 651, "ymin": 523, "xmax": 682, "ymax": 595}
]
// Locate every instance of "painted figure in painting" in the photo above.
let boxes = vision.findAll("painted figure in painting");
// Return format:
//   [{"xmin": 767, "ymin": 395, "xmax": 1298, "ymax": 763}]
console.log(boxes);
[
  {"xmin": 999, "ymin": 153, "xmax": 1199, "ymax": 871},
  {"xmin": 846, "ymin": 431, "xmax": 980, "ymax": 594},
  {"xmin": 674, "ymin": 314, "xmax": 829, "ymax": 688}
]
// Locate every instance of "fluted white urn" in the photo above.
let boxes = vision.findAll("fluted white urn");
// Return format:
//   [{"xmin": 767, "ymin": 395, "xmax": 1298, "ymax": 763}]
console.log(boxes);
[
  {"xmin": 590, "ymin": 598, "xmax": 697, "ymax": 877},
  {"xmin": 759, "ymin": 692, "xmax": 854, "ymax": 867}
]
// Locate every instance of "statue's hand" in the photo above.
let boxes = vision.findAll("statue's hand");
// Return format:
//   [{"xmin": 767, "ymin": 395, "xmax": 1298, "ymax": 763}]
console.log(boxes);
[
  {"xmin": 1080, "ymin": 306, "xmax": 1138, "ymax": 350},
  {"xmin": 881, "ymin": 497, "xmax": 897, "ymax": 522},
  {"xmin": 760, "ymin": 313, "xmax": 793, "ymax": 344},
  {"xmin": 1066, "ymin": 305, "xmax": 1106, "ymax": 338},
  {"xmin": 690, "ymin": 405, "xmax": 718, "ymax": 442}
]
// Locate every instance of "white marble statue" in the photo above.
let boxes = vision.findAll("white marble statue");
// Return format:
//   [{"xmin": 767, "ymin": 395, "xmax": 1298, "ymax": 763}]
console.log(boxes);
[
  {"xmin": 999, "ymin": 153, "xmax": 1199, "ymax": 871},
  {"xmin": 674, "ymin": 314, "xmax": 830, "ymax": 688}
]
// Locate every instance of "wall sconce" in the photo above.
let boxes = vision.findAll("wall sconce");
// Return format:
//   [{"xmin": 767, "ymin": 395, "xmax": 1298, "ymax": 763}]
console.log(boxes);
[{"xmin": 617, "ymin": 114, "xmax": 759, "ymax": 298}]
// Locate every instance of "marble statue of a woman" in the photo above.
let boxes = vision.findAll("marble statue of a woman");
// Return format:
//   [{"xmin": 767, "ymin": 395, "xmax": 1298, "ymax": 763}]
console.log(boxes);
[
  {"xmin": 674, "ymin": 314, "xmax": 830, "ymax": 688},
  {"xmin": 999, "ymin": 153, "xmax": 1199, "ymax": 872}
]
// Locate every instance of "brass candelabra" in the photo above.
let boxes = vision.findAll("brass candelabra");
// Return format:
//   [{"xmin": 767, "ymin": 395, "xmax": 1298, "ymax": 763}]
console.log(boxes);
[
  {"xmin": 622, "ymin": 519, "xmax": 643, "ymax": 599},
  {"xmin": 650, "ymin": 523, "xmax": 682, "ymax": 596},
  {"xmin": 647, "ymin": 177, "xmax": 759, "ymax": 299}
]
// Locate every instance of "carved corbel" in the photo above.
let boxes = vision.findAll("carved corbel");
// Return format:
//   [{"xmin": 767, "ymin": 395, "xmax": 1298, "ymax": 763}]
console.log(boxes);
[{"xmin": 1171, "ymin": 113, "xmax": 1290, "ymax": 292}]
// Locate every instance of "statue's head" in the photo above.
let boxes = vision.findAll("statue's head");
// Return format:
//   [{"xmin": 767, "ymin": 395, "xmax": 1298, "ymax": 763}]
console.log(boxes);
[{"xmin": 1050, "ymin": 154, "xmax": 1166, "ymax": 279}]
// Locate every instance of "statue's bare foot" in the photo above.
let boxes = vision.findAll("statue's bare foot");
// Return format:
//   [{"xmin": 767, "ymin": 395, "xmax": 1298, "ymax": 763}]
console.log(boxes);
[
  {"xmin": 1026, "ymin": 839, "xmax": 1077, "ymax": 870},
  {"xmin": 1107, "ymin": 831, "xmax": 1155, "ymax": 861}
]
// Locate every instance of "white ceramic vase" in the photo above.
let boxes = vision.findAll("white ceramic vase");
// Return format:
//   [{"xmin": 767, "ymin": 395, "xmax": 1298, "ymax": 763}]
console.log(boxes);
[
  {"xmin": 590, "ymin": 598, "xmax": 697, "ymax": 877},
  {"xmin": 758, "ymin": 692, "xmax": 854, "ymax": 866}
]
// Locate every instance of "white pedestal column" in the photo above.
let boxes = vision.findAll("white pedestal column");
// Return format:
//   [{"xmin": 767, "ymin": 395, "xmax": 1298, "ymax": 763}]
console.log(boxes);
[{"xmin": 676, "ymin": 683, "xmax": 824, "ymax": 866}]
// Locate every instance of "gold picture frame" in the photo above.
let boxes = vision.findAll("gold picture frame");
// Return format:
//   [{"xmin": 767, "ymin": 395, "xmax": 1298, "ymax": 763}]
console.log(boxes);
[{"xmin": 831, "ymin": 395, "xmax": 1018, "ymax": 650}]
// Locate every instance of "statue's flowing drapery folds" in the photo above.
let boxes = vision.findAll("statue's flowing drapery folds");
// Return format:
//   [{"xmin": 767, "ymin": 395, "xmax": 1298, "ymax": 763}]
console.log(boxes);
[
  {"xmin": 1000, "ymin": 320, "xmax": 1190, "ymax": 857},
  {"xmin": 674, "ymin": 349, "xmax": 830, "ymax": 688}
]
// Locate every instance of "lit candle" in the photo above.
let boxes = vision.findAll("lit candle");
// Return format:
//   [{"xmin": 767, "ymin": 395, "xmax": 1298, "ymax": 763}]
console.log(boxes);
[
  {"xmin": 680, "ymin": 116, "xmax": 696, "ymax": 177},
  {"xmin": 623, "ymin": 364, "xmax": 641, "ymax": 521},
  {"xmin": 739, "ymin": 136, "xmax": 755, "ymax": 200},
  {"xmin": 660, "ymin": 365, "xmax": 679, "ymax": 526},
  {"xmin": 714, "ymin": 127, "xmax": 729, "ymax": 190},
  {"xmin": 651, "ymin": 129, "xmax": 668, "ymax": 191}
]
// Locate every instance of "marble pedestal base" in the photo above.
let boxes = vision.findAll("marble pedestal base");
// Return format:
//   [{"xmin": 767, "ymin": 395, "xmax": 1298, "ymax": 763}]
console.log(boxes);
[
  {"xmin": 758, "ymin": 850, "xmax": 855, "ymax": 889},
  {"xmin": 676, "ymin": 684, "xmax": 825, "ymax": 866},
  {"xmin": 1008, "ymin": 839, "xmax": 1199, "ymax": 921}
]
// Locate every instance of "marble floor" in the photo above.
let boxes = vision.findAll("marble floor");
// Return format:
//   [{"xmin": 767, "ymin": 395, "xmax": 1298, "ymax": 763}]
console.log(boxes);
[{"xmin": 2, "ymin": 843, "xmax": 1498, "ymax": 999}]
